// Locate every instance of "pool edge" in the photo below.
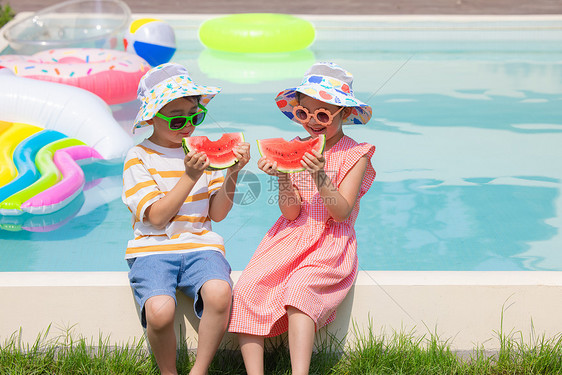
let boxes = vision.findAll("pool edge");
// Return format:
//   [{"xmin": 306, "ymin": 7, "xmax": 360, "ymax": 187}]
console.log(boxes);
[{"xmin": 1, "ymin": 270, "xmax": 561, "ymax": 351}]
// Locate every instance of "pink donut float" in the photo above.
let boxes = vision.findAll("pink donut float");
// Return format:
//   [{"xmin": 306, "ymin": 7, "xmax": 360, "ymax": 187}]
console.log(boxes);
[{"xmin": 0, "ymin": 48, "xmax": 150, "ymax": 105}]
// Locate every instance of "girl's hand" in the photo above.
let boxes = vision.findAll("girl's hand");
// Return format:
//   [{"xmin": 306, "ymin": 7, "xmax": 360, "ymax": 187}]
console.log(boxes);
[
  {"xmin": 257, "ymin": 156, "xmax": 283, "ymax": 177},
  {"xmin": 184, "ymin": 151, "xmax": 210, "ymax": 180},
  {"xmin": 228, "ymin": 142, "xmax": 251, "ymax": 172},
  {"xmin": 301, "ymin": 149, "xmax": 325, "ymax": 174}
]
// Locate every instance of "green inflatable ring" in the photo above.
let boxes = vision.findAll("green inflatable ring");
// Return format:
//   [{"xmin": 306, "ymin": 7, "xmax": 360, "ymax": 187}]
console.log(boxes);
[{"xmin": 198, "ymin": 13, "xmax": 315, "ymax": 53}]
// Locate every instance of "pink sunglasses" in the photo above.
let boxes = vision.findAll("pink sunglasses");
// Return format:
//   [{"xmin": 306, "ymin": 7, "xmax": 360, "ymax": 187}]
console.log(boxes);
[{"xmin": 292, "ymin": 105, "xmax": 345, "ymax": 125}]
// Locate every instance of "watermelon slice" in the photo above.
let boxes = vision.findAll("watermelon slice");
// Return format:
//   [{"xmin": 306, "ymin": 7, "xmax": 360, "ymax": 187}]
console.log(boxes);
[
  {"xmin": 182, "ymin": 132, "xmax": 244, "ymax": 170},
  {"xmin": 256, "ymin": 134, "xmax": 326, "ymax": 173}
]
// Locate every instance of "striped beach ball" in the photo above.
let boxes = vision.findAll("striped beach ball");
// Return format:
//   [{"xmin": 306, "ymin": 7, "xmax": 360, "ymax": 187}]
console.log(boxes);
[{"xmin": 124, "ymin": 18, "xmax": 176, "ymax": 67}]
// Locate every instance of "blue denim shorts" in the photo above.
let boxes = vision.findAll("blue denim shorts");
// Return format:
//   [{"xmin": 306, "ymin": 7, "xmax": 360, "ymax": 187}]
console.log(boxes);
[{"xmin": 127, "ymin": 250, "xmax": 232, "ymax": 328}]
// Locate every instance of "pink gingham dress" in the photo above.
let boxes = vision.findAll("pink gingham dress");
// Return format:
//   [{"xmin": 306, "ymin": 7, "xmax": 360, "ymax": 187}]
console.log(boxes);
[{"xmin": 229, "ymin": 136, "xmax": 376, "ymax": 337}]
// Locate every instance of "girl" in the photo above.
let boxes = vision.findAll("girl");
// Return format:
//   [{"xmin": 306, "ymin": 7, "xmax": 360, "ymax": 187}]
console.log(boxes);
[{"xmin": 229, "ymin": 62, "xmax": 376, "ymax": 375}]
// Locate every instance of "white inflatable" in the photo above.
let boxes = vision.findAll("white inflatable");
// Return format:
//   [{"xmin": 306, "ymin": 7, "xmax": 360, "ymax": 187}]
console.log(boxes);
[{"xmin": 0, "ymin": 72, "xmax": 134, "ymax": 160}]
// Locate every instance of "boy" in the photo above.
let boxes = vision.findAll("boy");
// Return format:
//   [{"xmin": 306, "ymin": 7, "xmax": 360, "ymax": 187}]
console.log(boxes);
[{"xmin": 122, "ymin": 63, "xmax": 250, "ymax": 375}]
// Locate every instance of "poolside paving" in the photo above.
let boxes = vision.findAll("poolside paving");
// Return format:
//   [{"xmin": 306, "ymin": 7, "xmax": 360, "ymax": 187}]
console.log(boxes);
[{"xmin": 9, "ymin": 0, "xmax": 562, "ymax": 15}]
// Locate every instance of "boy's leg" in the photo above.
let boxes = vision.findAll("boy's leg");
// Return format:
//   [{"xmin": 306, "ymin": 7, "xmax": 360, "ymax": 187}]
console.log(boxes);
[
  {"xmin": 145, "ymin": 295, "xmax": 178, "ymax": 375},
  {"xmin": 128, "ymin": 255, "xmax": 181, "ymax": 375},
  {"xmin": 189, "ymin": 279, "xmax": 232, "ymax": 375},
  {"xmin": 287, "ymin": 306, "xmax": 315, "ymax": 375},
  {"xmin": 238, "ymin": 333, "xmax": 265, "ymax": 375},
  {"xmin": 177, "ymin": 250, "xmax": 232, "ymax": 374}
]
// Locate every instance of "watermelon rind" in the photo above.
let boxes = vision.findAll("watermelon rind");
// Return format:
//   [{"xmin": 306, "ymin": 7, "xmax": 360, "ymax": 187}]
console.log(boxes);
[
  {"xmin": 256, "ymin": 134, "xmax": 325, "ymax": 173},
  {"xmin": 182, "ymin": 132, "xmax": 244, "ymax": 170}
]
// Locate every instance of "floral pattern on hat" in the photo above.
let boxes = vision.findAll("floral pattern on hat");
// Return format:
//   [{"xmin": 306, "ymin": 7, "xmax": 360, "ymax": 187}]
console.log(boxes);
[
  {"xmin": 133, "ymin": 63, "xmax": 221, "ymax": 132},
  {"xmin": 275, "ymin": 62, "xmax": 372, "ymax": 125}
]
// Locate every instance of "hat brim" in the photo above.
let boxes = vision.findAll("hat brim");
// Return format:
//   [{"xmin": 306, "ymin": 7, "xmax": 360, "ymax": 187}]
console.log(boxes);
[
  {"xmin": 134, "ymin": 84, "xmax": 221, "ymax": 131},
  {"xmin": 275, "ymin": 86, "xmax": 372, "ymax": 125}
]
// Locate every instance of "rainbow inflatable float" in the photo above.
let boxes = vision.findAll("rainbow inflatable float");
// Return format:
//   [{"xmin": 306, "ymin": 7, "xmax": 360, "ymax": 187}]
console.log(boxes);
[
  {"xmin": 0, "ymin": 71, "xmax": 133, "ymax": 160},
  {"xmin": 0, "ymin": 70, "xmax": 133, "ymax": 217},
  {"xmin": 0, "ymin": 121, "xmax": 103, "ymax": 215}
]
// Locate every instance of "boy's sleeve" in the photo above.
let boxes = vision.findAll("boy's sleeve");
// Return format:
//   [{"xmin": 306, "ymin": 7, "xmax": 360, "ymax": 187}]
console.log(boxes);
[
  {"xmin": 207, "ymin": 170, "xmax": 225, "ymax": 196},
  {"xmin": 122, "ymin": 148, "xmax": 164, "ymax": 224}
]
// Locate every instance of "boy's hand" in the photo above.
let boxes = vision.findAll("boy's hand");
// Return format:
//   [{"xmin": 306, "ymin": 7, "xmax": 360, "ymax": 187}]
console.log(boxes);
[
  {"xmin": 301, "ymin": 149, "xmax": 325, "ymax": 174},
  {"xmin": 228, "ymin": 142, "xmax": 251, "ymax": 173},
  {"xmin": 184, "ymin": 151, "xmax": 210, "ymax": 180}
]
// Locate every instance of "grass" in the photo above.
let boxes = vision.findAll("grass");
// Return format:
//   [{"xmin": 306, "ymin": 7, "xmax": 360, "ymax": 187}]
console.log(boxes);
[
  {"xmin": 1, "ymin": 323, "xmax": 561, "ymax": 374},
  {"xmin": 0, "ymin": 2, "xmax": 14, "ymax": 28},
  {"xmin": 0, "ymin": 326, "xmax": 157, "ymax": 375}
]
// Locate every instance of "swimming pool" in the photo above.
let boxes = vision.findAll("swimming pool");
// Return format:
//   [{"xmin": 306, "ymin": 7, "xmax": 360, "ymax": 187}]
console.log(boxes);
[{"xmin": 1, "ymin": 15, "xmax": 561, "ymax": 272}]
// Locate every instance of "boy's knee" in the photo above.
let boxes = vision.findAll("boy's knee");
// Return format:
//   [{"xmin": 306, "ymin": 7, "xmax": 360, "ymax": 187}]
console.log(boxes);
[
  {"xmin": 201, "ymin": 280, "xmax": 232, "ymax": 313},
  {"xmin": 145, "ymin": 295, "xmax": 175, "ymax": 331}
]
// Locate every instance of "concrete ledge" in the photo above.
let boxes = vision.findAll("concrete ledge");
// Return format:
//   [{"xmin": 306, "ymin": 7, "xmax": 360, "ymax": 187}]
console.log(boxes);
[{"xmin": 1, "ymin": 271, "xmax": 561, "ymax": 351}]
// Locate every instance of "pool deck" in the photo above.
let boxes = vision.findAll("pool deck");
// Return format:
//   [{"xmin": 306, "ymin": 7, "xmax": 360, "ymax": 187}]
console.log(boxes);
[{"xmin": 9, "ymin": 0, "xmax": 562, "ymax": 15}]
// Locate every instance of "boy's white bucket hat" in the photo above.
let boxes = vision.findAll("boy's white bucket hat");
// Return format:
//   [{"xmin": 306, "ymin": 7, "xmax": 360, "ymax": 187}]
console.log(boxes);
[
  {"xmin": 275, "ymin": 62, "xmax": 372, "ymax": 125},
  {"xmin": 133, "ymin": 62, "xmax": 221, "ymax": 132}
]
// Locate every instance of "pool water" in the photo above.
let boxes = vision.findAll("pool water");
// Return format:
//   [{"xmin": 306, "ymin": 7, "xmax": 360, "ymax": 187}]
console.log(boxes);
[{"xmin": 1, "ymin": 16, "xmax": 561, "ymax": 271}]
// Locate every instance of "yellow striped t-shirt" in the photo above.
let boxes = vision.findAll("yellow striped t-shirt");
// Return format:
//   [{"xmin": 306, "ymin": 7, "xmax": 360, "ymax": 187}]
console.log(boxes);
[{"xmin": 122, "ymin": 139, "xmax": 225, "ymax": 259}]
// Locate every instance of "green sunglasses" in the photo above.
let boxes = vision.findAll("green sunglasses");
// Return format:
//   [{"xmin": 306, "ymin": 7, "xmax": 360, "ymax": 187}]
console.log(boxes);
[{"xmin": 154, "ymin": 103, "xmax": 208, "ymax": 131}]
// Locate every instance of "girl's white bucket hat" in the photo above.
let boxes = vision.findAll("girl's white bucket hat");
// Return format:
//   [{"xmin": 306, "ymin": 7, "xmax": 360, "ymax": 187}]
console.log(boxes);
[
  {"xmin": 133, "ymin": 63, "xmax": 221, "ymax": 132},
  {"xmin": 275, "ymin": 62, "xmax": 372, "ymax": 125}
]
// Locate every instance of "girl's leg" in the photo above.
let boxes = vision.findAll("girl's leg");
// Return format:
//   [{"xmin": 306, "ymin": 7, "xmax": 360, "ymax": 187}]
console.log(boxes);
[
  {"xmin": 287, "ymin": 306, "xmax": 315, "ymax": 375},
  {"xmin": 238, "ymin": 333, "xmax": 265, "ymax": 375},
  {"xmin": 190, "ymin": 279, "xmax": 232, "ymax": 375},
  {"xmin": 145, "ymin": 295, "xmax": 178, "ymax": 375}
]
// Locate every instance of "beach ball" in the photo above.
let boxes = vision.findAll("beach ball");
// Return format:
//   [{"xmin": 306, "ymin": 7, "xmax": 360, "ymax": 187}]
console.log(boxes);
[{"xmin": 124, "ymin": 18, "xmax": 176, "ymax": 67}]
